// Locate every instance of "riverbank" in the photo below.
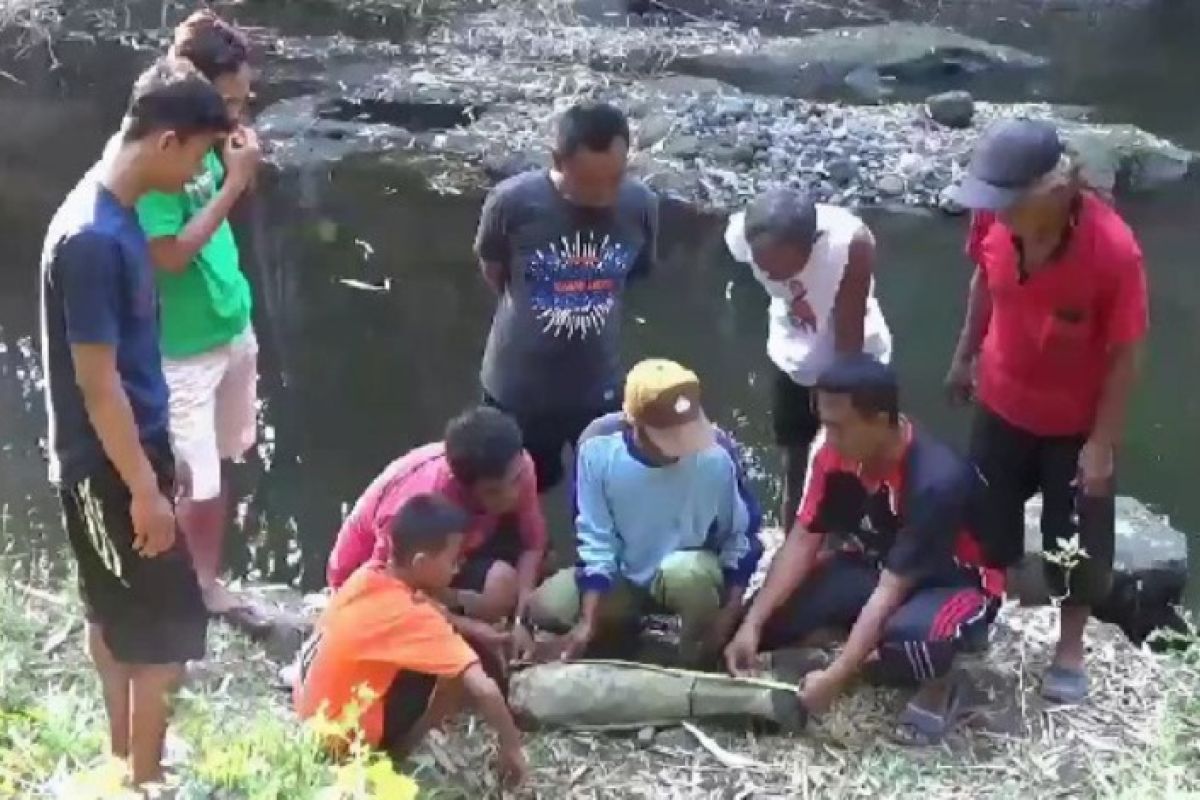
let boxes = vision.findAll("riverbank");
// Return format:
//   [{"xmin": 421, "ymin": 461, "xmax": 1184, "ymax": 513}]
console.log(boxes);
[{"xmin": 3, "ymin": 564, "xmax": 1198, "ymax": 799}]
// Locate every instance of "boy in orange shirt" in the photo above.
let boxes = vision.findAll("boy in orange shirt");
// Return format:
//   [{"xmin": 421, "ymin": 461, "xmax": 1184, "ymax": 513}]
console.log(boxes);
[{"xmin": 295, "ymin": 494, "xmax": 528, "ymax": 786}]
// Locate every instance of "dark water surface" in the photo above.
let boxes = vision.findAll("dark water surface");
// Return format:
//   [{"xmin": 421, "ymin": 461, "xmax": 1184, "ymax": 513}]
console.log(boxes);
[{"xmin": 1, "ymin": 3, "xmax": 1198, "ymax": 601}]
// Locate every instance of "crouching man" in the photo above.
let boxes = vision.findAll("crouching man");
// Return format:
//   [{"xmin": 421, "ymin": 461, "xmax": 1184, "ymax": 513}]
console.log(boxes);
[
  {"xmin": 326, "ymin": 407, "xmax": 546, "ymax": 631},
  {"xmin": 725, "ymin": 356, "xmax": 1002, "ymax": 744},
  {"xmin": 530, "ymin": 359, "xmax": 759, "ymax": 665},
  {"xmin": 296, "ymin": 494, "xmax": 528, "ymax": 787}
]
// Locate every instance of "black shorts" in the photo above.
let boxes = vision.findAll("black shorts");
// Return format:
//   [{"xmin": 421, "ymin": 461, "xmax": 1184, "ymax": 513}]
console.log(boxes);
[
  {"xmin": 380, "ymin": 669, "xmax": 438, "ymax": 756},
  {"xmin": 760, "ymin": 553, "xmax": 995, "ymax": 685},
  {"xmin": 58, "ymin": 445, "xmax": 207, "ymax": 664},
  {"xmin": 482, "ymin": 392, "xmax": 619, "ymax": 493},
  {"xmin": 771, "ymin": 367, "xmax": 820, "ymax": 449},
  {"xmin": 450, "ymin": 519, "xmax": 521, "ymax": 594},
  {"xmin": 969, "ymin": 407, "xmax": 1115, "ymax": 606}
]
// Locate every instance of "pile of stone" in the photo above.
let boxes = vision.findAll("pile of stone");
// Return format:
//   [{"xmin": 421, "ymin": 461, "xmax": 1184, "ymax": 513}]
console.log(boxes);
[{"xmin": 255, "ymin": 8, "xmax": 1194, "ymax": 211}]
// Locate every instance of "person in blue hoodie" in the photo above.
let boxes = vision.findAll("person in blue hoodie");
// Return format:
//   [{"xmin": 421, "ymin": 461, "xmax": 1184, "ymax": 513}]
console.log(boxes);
[{"xmin": 529, "ymin": 359, "xmax": 760, "ymax": 664}]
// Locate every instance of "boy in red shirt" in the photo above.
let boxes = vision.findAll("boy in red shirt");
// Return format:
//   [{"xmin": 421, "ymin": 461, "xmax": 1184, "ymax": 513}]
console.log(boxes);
[
  {"xmin": 945, "ymin": 119, "xmax": 1148, "ymax": 704},
  {"xmin": 296, "ymin": 493, "xmax": 528, "ymax": 786}
]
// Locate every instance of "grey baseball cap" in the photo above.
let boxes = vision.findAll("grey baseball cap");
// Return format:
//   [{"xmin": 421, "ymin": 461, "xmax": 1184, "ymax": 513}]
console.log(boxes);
[{"xmin": 949, "ymin": 119, "xmax": 1065, "ymax": 210}]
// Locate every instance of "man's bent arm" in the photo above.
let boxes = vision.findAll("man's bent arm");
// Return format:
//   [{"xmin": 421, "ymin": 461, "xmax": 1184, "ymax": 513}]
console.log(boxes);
[
  {"xmin": 514, "ymin": 547, "xmax": 544, "ymax": 618},
  {"xmin": 832, "ymin": 229, "xmax": 874, "ymax": 354},
  {"xmin": 479, "ymin": 260, "xmax": 509, "ymax": 295},
  {"xmin": 824, "ymin": 570, "xmax": 910, "ymax": 685},
  {"xmin": 741, "ymin": 527, "xmax": 822, "ymax": 632},
  {"xmin": 71, "ymin": 344, "xmax": 158, "ymax": 496},
  {"xmin": 951, "ymin": 267, "xmax": 992, "ymax": 365},
  {"xmin": 145, "ymin": 182, "xmax": 245, "ymax": 273},
  {"xmin": 462, "ymin": 663, "xmax": 522, "ymax": 752}
]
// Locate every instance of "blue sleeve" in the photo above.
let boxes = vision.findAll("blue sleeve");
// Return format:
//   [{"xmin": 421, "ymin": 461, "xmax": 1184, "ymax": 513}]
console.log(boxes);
[
  {"xmin": 715, "ymin": 428, "xmax": 763, "ymax": 587},
  {"xmin": 573, "ymin": 441, "xmax": 619, "ymax": 593},
  {"xmin": 56, "ymin": 232, "xmax": 123, "ymax": 346},
  {"xmin": 709, "ymin": 451, "xmax": 753, "ymax": 589}
]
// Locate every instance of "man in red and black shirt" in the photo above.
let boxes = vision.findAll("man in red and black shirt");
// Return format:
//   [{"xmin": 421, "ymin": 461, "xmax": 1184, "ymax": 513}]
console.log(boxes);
[
  {"xmin": 726, "ymin": 356, "xmax": 1001, "ymax": 743},
  {"xmin": 945, "ymin": 119, "xmax": 1148, "ymax": 705}
]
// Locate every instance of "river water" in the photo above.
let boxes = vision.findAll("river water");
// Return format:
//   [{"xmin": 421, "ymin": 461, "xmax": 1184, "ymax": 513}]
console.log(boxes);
[{"xmin": 0, "ymin": 2, "xmax": 1197, "ymax": 600}]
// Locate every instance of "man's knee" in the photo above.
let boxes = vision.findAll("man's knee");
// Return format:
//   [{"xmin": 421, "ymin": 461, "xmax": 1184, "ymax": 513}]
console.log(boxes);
[
  {"xmin": 528, "ymin": 568, "xmax": 581, "ymax": 631},
  {"xmin": 475, "ymin": 561, "xmax": 519, "ymax": 623},
  {"xmin": 656, "ymin": 551, "xmax": 723, "ymax": 619}
]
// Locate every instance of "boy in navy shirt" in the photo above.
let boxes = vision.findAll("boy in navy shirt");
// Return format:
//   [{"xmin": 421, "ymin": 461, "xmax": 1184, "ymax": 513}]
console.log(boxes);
[{"xmin": 40, "ymin": 58, "xmax": 233, "ymax": 787}]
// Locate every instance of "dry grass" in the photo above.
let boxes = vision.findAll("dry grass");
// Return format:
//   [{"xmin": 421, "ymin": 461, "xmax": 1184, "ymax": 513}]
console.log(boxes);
[
  {"xmin": 2, "ymin": 555, "xmax": 1197, "ymax": 798},
  {"xmin": 422, "ymin": 605, "xmax": 1200, "ymax": 799}
]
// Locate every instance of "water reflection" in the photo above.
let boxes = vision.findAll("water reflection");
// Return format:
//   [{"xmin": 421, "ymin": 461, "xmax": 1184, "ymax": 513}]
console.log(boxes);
[{"xmin": 0, "ymin": 5, "xmax": 1198, "ymax": 601}]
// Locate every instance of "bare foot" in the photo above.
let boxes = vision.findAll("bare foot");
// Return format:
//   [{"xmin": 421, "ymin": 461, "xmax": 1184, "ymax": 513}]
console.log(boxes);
[{"xmin": 201, "ymin": 581, "xmax": 244, "ymax": 615}]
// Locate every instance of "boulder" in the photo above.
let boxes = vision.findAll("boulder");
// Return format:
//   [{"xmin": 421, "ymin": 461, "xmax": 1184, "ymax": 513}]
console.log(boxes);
[
  {"xmin": 926, "ymin": 90, "xmax": 975, "ymax": 129},
  {"xmin": 1008, "ymin": 495, "xmax": 1189, "ymax": 647},
  {"xmin": 1060, "ymin": 122, "xmax": 1195, "ymax": 193},
  {"xmin": 670, "ymin": 23, "xmax": 1046, "ymax": 101},
  {"xmin": 635, "ymin": 113, "xmax": 674, "ymax": 150}
]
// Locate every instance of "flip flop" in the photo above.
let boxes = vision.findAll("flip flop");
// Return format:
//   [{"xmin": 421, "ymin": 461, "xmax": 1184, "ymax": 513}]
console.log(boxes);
[
  {"xmin": 1041, "ymin": 665, "xmax": 1089, "ymax": 705},
  {"xmin": 891, "ymin": 678, "xmax": 965, "ymax": 746},
  {"xmin": 770, "ymin": 687, "xmax": 809, "ymax": 733}
]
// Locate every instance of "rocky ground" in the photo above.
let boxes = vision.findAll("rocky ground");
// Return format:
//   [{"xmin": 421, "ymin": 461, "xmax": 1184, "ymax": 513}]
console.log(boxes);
[
  {"xmin": 220, "ymin": 491, "xmax": 1192, "ymax": 798},
  {"xmin": 249, "ymin": 1, "xmax": 1194, "ymax": 213}
]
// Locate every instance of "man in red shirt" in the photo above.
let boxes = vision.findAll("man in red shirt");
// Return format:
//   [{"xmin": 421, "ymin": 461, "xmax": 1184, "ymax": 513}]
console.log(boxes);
[
  {"xmin": 326, "ymin": 407, "xmax": 547, "ymax": 638},
  {"xmin": 945, "ymin": 119, "xmax": 1148, "ymax": 705}
]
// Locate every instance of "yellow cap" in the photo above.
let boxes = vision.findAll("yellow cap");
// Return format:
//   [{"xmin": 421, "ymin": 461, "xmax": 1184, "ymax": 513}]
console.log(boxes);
[{"xmin": 623, "ymin": 359, "xmax": 715, "ymax": 459}]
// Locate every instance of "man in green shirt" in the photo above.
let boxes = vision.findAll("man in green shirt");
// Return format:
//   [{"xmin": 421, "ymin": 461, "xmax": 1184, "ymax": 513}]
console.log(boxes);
[{"xmin": 136, "ymin": 11, "xmax": 260, "ymax": 613}]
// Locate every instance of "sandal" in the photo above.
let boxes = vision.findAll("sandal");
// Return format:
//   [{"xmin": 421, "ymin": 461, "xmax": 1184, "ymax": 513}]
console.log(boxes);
[
  {"xmin": 891, "ymin": 677, "xmax": 965, "ymax": 746},
  {"xmin": 1041, "ymin": 664, "xmax": 1089, "ymax": 705}
]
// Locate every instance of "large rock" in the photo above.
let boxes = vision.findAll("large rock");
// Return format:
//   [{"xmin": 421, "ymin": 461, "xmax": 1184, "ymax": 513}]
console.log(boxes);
[
  {"xmin": 670, "ymin": 23, "xmax": 1046, "ymax": 101},
  {"xmin": 926, "ymin": 90, "xmax": 975, "ymax": 129},
  {"xmin": 1060, "ymin": 123, "xmax": 1195, "ymax": 193},
  {"xmin": 1009, "ymin": 495, "xmax": 1189, "ymax": 647}
]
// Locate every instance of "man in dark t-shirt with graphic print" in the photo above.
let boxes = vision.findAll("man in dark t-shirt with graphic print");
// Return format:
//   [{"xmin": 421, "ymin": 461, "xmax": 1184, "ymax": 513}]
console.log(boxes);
[
  {"xmin": 475, "ymin": 102, "xmax": 659, "ymax": 493},
  {"xmin": 725, "ymin": 356, "xmax": 1002, "ymax": 744}
]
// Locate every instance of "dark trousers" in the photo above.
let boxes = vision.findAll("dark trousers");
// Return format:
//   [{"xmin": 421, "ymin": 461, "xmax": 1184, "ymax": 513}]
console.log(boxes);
[
  {"xmin": 760, "ymin": 553, "xmax": 995, "ymax": 685},
  {"xmin": 969, "ymin": 407, "xmax": 1115, "ymax": 607},
  {"xmin": 482, "ymin": 392, "xmax": 618, "ymax": 493}
]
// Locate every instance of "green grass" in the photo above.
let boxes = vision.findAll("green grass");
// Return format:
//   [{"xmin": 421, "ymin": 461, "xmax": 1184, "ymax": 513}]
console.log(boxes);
[{"xmin": 0, "ymin": 565, "xmax": 421, "ymax": 799}]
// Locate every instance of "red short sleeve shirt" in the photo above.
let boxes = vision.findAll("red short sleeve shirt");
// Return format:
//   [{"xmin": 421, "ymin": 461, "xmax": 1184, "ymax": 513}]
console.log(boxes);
[{"xmin": 967, "ymin": 192, "xmax": 1149, "ymax": 436}]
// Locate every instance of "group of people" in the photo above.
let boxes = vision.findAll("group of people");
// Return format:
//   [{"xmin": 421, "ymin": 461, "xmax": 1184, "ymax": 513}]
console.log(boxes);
[{"xmin": 37, "ymin": 8, "xmax": 1147, "ymax": 792}]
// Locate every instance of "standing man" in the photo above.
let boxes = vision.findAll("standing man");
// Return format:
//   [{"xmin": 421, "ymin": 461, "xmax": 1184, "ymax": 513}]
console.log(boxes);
[
  {"xmin": 137, "ymin": 11, "xmax": 261, "ymax": 614},
  {"xmin": 475, "ymin": 101, "xmax": 659, "ymax": 493},
  {"xmin": 725, "ymin": 189, "xmax": 891, "ymax": 526},
  {"xmin": 40, "ymin": 59, "xmax": 232, "ymax": 786},
  {"xmin": 945, "ymin": 119, "xmax": 1148, "ymax": 704}
]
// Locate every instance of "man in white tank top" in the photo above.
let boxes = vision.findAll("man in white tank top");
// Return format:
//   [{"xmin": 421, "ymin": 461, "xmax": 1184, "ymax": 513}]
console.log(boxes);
[{"xmin": 725, "ymin": 189, "xmax": 892, "ymax": 526}]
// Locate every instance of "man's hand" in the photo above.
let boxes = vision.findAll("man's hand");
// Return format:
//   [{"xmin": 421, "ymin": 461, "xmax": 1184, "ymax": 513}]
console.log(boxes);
[
  {"xmin": 496, "ymin": 741, "xmax": 530, "ymax": 788},
  {"xmin": 1077, "ymin": 438, "xmax": 1115, "ymax": 497},
  {"xmin": 223, "ymin": 126, "xmax": 261, "ymax": 190},
  {"xmin": 510, "ymin": 621, "xmax": 536, "ymax": 664},
  {"xmin": 723, "ymin": 621, "xmax": 762, "ymax": 677},
  {"xmin": 457, "ymin": 618, "xmax": 512, "ymax": 674},
  {"xmin": 559, "ymin": 620, "xmax": 594, "ymax": 661},
  {"xmin": 798, "ymin": 667, "xmax": 843, "ymax": 715},
  {"xmin": 130, "ymin": 487, "xmax": 175, "ymax": 558},
  {"xmin": 944, "ymin": 357, "xmax": 974, "ymax": 406}
]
